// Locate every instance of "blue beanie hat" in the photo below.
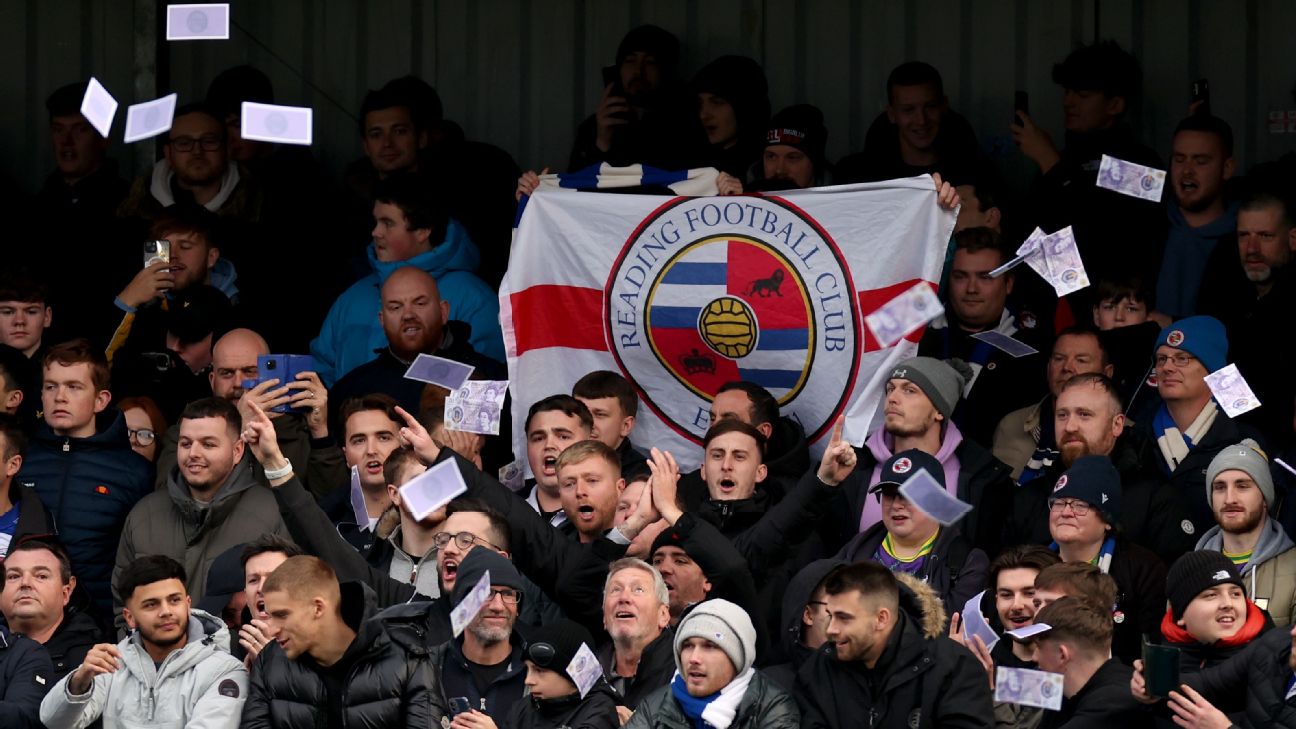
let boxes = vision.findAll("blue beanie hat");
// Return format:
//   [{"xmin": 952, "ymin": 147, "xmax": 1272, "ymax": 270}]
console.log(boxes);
[{"xmin": 1154, "ymin": 316, "xmax": 1228, "ymax": 373}]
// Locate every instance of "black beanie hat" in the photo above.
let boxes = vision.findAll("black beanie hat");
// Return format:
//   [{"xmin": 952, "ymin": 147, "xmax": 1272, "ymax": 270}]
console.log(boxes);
[
  {"xmin": 1166, "ymin": 550, "xmax": 1246, "ymax": 620},
  {"xmin": 766, "ymin": 104, "xmax": 828, "ymax": 167},
  {"xmin": 524, "ymin": 619, "xmax": 597, "ymax": 686},
  {"xmin": 450, "ymin": 547, "xmax": 525, "ymax": 607},
  {"xmin": 650, "ymin": 524, "xmax": 688, "ymax": 559}
]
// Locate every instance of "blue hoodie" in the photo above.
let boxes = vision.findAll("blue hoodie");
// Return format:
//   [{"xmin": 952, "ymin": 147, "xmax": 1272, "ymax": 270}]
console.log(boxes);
[
  {"xmin": 310, "ymin": 219, "xmax": 504, "ymax": 385},
  {"xmin": 1155, "ymin": 201, "xmax": 1238, "ymax": 320}
]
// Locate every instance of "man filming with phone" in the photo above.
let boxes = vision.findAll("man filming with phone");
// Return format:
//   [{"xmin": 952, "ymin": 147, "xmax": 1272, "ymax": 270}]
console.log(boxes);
[{"xmin": 107, "ymin": 203, "xmax": 240, "ymax": 421}]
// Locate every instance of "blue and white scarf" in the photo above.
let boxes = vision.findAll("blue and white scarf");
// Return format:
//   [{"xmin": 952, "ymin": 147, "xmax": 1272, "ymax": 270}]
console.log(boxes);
[
  {"xmin": 1152, "ymin": 401, "xmax": 1218, "ymax": 474},
  {"xmin": 670, "ymin": 667, "xmax": 753, "ymax": 729}
]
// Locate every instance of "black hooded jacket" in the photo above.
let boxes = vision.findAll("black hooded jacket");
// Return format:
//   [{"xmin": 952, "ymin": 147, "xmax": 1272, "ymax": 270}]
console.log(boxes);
[
  {"xmin": 505, "ymin": 683, "xmax": 620, "ymax": 729},
  {"xmin": 764, "ymin": 558, "xmax": 844, "ymax": 689},
  {"xmin": 795, "ymin": 574, "xmax": 994, "ymax": 729},
  {"xmin": 596, "ymin": 627, "xmax": 676, "ymax": 709},
  {"xmin": 1038, "ymin": 659, "xmax": 1148, "ymax": 728},
  {"xmin": 242, "ymin": 581, "xmax": 447, "ymax": 729}
]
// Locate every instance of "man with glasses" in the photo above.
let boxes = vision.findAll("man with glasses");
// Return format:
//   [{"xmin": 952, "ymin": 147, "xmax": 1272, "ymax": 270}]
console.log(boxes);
[
  {"xmin": 119, "ymin": 102, "xmax": 260, "ymax": 221},
  {"xmin": 1143, "ymin": 316, "xmax": 1260, "ymax": 538},
  {"xmin": 426, "ymin": 547, "xmax": 530, "ymax": 723},
  {"xmin": 1045, "ymin": 455, "xmax": 1166, "ymax": 664}
]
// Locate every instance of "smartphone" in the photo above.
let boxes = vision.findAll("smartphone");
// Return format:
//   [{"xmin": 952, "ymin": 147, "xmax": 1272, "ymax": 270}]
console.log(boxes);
[
  {"xmin": 1012, "ymin": 91, "xmax": 1029, "ymax": 125},
  {"xmin": 144, "ymin": 239, "xmax": 171, "ymax": 268},
  {"xmin": 449, "ymin": 697, "xmax": 472, "ymax": 716},
  {"xmin": 1191, "ymin": 78, "xmax": 1211, "ymax": 114},
  {"xmin": 601, "ymin": 64, "xmax": 622, "ymax": 95},
  {"xmin": 242, "ymin": 355, "xmax": 317, "ymax": 413},
  {"xmin": 1141, "ymin": 638, "xmax": 1181, "ymax": 698}
]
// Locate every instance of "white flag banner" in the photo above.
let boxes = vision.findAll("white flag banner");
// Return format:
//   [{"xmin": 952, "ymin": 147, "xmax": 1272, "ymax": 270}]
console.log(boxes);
[{"xmin": 503, "ymin": 169, "xmax": 953, "ymax": 471}]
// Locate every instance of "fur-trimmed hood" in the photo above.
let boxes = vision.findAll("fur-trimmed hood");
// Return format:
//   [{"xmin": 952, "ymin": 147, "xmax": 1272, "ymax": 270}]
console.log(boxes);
[{"xmin": 894, "ymin": 572, "xmax": 947, "ymax": 639}]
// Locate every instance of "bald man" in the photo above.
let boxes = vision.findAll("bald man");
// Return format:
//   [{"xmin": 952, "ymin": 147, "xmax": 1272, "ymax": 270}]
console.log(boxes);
[
  {"xmin": 154, "ymin": 327, "xmax": 348, "ymax": 497},
  {"xmin": 330, "ymin": 267, "xmax": 505, "ymax": 430}
]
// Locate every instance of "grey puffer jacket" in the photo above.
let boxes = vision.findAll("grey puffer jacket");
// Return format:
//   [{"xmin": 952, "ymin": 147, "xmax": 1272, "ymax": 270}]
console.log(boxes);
[
  {"xmin": 624, "ymin": 670, "xmax": 801, "ymax": 729},
  {"xmin": 40, "ymin": 608, "xmax": 247, "ymax": 729}
]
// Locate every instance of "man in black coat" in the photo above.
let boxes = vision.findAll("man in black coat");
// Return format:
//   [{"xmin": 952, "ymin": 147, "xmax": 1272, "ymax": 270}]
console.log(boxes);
[
  {"xmin": 241, "ymin": 556, "xmax": 444, "ymax": 729},
  {"xmin": 0, "ymin": 539, "xmax": 103, "ymax": 680},
  {"xmin": 1009, "ymin": 373, "xmax": 1195, "ymax": 565},
  {"xmin": 795, "ymin": 562, "xmax": 994, "ymax": 728},
  {"xmin": 1031, "ymin": 597, "xmax": 1148, "ymax": 727},
  {"xmin": 328, "ymin": 266, "xmax": 504, "ymax": 432},
  {"xmin": 597, "ymin": 558, "xmax": 676, "ymax": 713}
]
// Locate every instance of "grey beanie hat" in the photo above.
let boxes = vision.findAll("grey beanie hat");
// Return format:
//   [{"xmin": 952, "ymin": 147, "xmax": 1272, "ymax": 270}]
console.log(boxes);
[
  {"xmin": 1205, "ymin": 439, "xmax": 1274, "ymax": 508},
  {"xmin": 888, "ymin": 356, "xmax": 971, "ymax": 419},
  {"xmin": 673, "ymin": 599, "xmax": 757, "ymax": 675}
]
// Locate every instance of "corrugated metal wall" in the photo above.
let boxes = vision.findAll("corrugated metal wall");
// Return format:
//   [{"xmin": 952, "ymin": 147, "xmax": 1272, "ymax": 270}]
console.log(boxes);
[{"xmin": 5, "ymin": 0, "xmax": 1295, "ymax": 193}]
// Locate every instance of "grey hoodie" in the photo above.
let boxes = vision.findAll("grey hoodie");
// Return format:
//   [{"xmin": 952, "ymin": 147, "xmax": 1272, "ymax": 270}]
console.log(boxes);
[
  {"xmin": 1195, "ymin": 515, "xmax": 1296, "ymax": 623},
  {"xmin": 1196, "ymin": 514, "xmax": 1295, "ymax": 578},
  {"xmin": 113, "ymin": 455, "xmax": 292, "ymax": 625},
  {"xmin": 41, "ymin": 609, "xmax": 247, "ymax": 729}
]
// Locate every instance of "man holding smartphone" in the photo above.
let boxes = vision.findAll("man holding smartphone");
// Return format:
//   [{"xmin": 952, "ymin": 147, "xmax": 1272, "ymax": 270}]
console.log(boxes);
[{"xmin": 107, "ymin": 203, "xmax": 239, "ymax": 421}]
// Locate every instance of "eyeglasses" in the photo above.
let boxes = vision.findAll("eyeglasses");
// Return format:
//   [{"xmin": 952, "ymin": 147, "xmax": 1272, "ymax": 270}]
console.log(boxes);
[
  {"xmin": 1047, "ymin": 498, "xmax": 1091, "ymax": 516},
  {"xmin": 168, "ymin": 135, "xmax": 222, "ymax": 152},
  {"xmin": 807, "ymin": 600, "xmax": 829, "ymax": 615},
  {"xmin": 487, "ymin": 588, "xmax": 521, "ymax": 605},
  {"xmin": 432, "ymin": 531, "xmax": 502, "ymax": 552},
  {"xmin": 1154, "ymin": 352, "xmax": 1196, "ymax": 369},
  {"xmin": 128, "ymin": 428, "xmax": 156, "ymax": 446},
  {"xmin": 526, "ymin": 641, "xmax": 557, "ymax": 667}
]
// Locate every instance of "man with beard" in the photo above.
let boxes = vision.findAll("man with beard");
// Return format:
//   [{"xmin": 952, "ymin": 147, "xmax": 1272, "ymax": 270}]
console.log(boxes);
[
  {"xmin": 1154, "ymin": 115, "xmax": 1237, "ymax": 320},
  {"xmin": 1199, "ymin": 186, "xmax": 1296, "ymax": 445},
  {"xmin": 330, "ymin": 267, "xmax": 503, "ymax": 424},
  {"xmin": 1009, "ymin": 373, "xmax": 1195, "ymax": 564},
  {"xmin": 993, "ymin": 328, "xmax": 1112, "ymax": 483},
  {"xmin": 1193, "ymin": 441, "xmax": 1296, "ymax": 626},
  {"xmin": 557, "ymin": 441, "xmax": 625, "ymax": 544},
  {"xmin": 114, "ymin": 397, "xmax": 291, "ymax": 622},
  {"xmin": 597, "ymin": 559, "xmax": 675, "ymax": 716},
  {"xmin": 41, "ymin": 555, "xmax": 246, "ymax": 729},
  {"xmin": 427, "ymin": 548, "xmax": 529, "ymax": 723},
  {"xmin": 118, "ymin": 103, "xmax": 261, "ymax": 222}
]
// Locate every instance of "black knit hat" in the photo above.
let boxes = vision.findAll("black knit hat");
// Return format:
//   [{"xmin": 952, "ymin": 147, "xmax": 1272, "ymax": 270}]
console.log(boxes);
[
  {"xmin": 524, "ymin": 619, "xmax": 597, "ymax": 686},
  {"xmin": 616, "ymin": 25, "xmax": 680, "ymax": 76},
  {"xmin": 449, "ymin": 547, "xmax": 525, "ymax": 607},
  {"xmin": 650, "ymin": 524, "xmax": 688, "ymax": 559},
  {"xmin": 766, "ymin": 104, "xmax": 828, "ymax": 167},
  {"xmin": 1166, "ymin": 550, "xmax": 1245, "ymax": 621},
  {"xmin": 1050, "ymin": 455, "xmax": 1122, "ymax": 524}
]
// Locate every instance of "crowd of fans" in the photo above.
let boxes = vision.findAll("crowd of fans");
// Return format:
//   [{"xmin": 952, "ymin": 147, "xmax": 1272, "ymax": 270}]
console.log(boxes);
[{"xmin": 0, "ymin": 23, "xmax": 1294, "ymax": 729}]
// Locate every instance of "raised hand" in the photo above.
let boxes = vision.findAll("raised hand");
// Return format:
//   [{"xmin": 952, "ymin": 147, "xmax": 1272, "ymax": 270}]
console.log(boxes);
[
  {"xmin": 1010, "ymin": 111, "xmax": 1061, "ymax": 174},
  {"xmin": 117, "ymin": 260, "xmax": 176, "ymax": 309},
  {"xmin": 238, "ymin": 378, "xmax": 291, "ymax": 425},
  {"xmin": 932, "ymin": 172, "xmax": 961, "ymax": 211},
  {"xmin": 242, "ymin": 400, "xmax": 289, "ymax": 480},
  {"xmin": 287, "ymin": 371, "xmax": 329, "ymax": 438},
  {"xmin": 816, "ymin": 416, "xmax": 857, "ymax": 486},
  {"xmin": 394, "ymin": 406, "xmax": 441, "ymax": 464},
  {"xmin": 646, "ymin": 447, "xmax": 683, "ymax": 524},
  {"xmin": 515, "ymin": 167, "xmax": 549, "ymax": 201}
]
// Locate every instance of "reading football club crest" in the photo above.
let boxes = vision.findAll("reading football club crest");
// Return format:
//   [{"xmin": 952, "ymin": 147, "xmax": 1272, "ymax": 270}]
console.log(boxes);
[{"xmin": 606, "ymin": 196, "xmax": 860, "ymax": 442}]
